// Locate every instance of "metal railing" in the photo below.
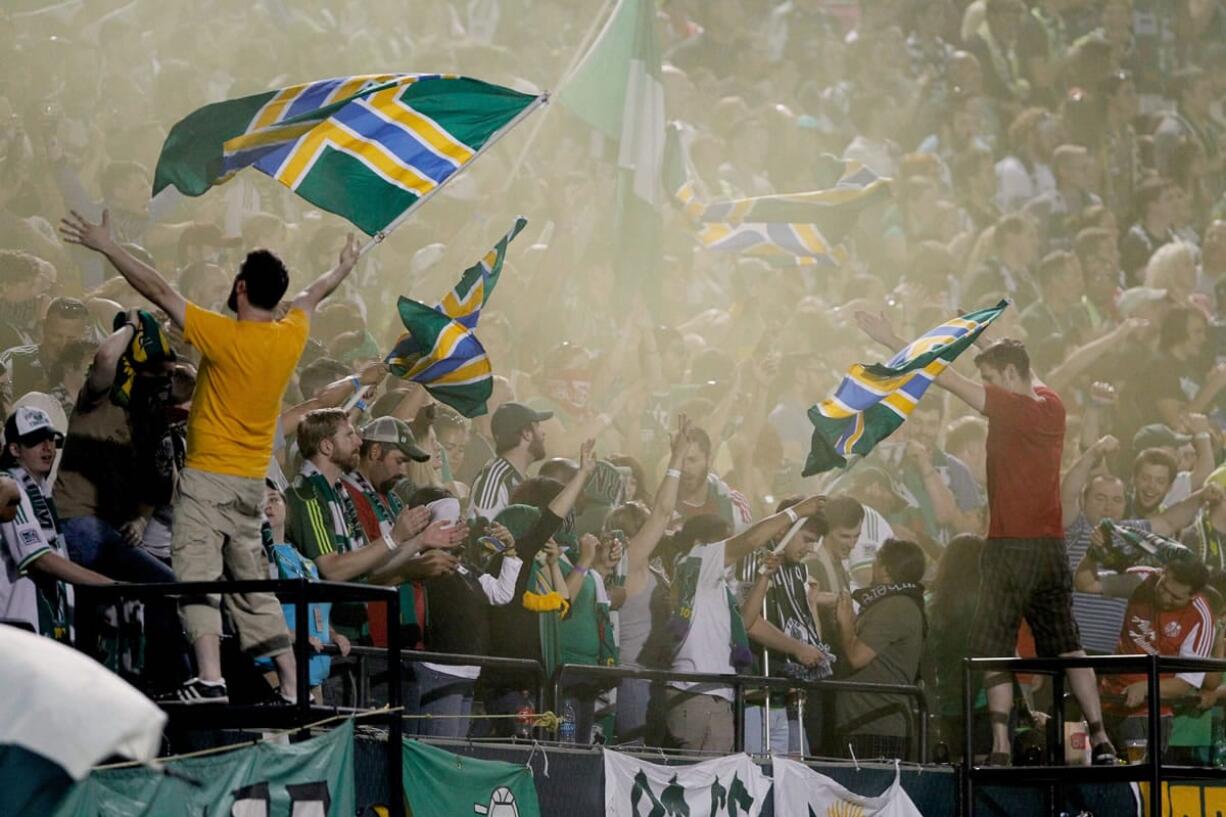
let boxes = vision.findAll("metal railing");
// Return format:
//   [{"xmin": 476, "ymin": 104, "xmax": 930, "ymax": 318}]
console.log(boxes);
[
  {"xmin": 552, "ymin": 663, "xmax": 929, "ymax": 761},
  {"xmin": 961, "ymin": 654, "xmax": 1226, "ymax": 817},
  {"xmin": 87, "ymin": 579, "xmax": 405, "ymax": 817}
]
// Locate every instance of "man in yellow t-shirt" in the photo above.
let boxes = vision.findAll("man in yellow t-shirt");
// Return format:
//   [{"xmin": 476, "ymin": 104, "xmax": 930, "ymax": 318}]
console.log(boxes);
[{"xmin": 62, "ymin": 209, "xmax": 359, "ymax": 705}]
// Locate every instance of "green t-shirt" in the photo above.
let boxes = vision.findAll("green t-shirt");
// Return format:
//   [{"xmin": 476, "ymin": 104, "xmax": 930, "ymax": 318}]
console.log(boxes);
[{"xmin": 558, "ymin": 565, "xmax": 602, "ymax": 666}]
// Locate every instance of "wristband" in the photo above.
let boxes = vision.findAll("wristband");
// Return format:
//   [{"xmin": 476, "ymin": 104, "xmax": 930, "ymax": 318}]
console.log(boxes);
[
  {"xmin": 384, "ymin": 536, "xmax": 398, "ymax": 552},
  {"xmin": 665, "ymin": 468, "xmax": 681, "ymax": 480},
  {"xmin": 349, "ymin": 375, "xmax": 361, "ymax": 393},
  {"xmin": 355, "ymin": 399, "xmax": 368, "ymax": 412},
  {"xmin": 783, "ymin": 507, "xmax": 799, "ymax": 524},
  {"xmin": 573, "ymin": 565, "xmax": 589, "ymax": 576}
]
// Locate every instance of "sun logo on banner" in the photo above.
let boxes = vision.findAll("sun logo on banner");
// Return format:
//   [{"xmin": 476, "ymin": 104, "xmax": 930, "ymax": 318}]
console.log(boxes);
[
  {"xmin": 826, "ymin": 801, "xmax": 865, "ymax": 817},
  {"xmin": 474, "ymin": 785, "xmax": 519, "ymax": 817}
]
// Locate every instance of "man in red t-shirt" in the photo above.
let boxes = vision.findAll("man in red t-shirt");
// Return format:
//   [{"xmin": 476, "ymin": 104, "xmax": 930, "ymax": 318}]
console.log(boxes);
[
  {"xmin": 933, "ymin": 338, "xmax": 1117, "ymax": 764},
  {"xmin": 1075, "ymin": 552, "xmax": 1213, "ymax": 756},
  {"xmin": 857, "ymin": 312, "xmax": 1117, "ymax": 765}
]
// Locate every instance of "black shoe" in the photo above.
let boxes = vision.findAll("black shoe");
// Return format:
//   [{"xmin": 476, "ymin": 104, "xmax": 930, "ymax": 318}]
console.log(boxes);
[
  {"xmin": 260, "ymin": 687, "xmax": 297, "ymax": 706},
  {"xmin": 1091, "ymin": 741, "xmax": 1118, "ymax": 766},
  {"xmin": 162, "ymin": 677, "xmax": 229, "ymax": 705}
]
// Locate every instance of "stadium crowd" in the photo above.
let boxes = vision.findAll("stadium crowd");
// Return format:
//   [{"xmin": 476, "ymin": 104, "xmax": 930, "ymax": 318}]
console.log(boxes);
[{"xmin": 7, "ymin": 0, "xmax": 1226, "ymax": 765}]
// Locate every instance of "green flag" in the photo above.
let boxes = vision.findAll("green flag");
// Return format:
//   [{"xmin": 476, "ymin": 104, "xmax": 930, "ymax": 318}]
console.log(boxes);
[
  {"xmin": 403, "ymin": 739, "xmax": 541, "ymax": 817},
  {"xmin": 55, "ymin": 720, "xmax": 354, "ymax": 817},
  {"xmin": 559, "ymin": 0, "xmax": 665, "ymax": 301},
  {"xmin": 153, "ymin": 74, "xmax": 543, "ymax": 236}
]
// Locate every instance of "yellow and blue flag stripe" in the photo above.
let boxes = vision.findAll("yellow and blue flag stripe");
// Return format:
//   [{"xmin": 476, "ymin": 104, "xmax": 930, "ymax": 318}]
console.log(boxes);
[
  {"xmin": 154, "ymin": 74, "xmax": 542, "ymax": 236},
  {"xmin": 662, "ymin": 124, "xmax": 889, "ymax": 267},
  {"xmin": 803, "ymin": 301, "xmax": 1009, "ymax": 476},
  {"xmin": 386, "ymin": 218, "xmax": 527, "ymax": 417}
]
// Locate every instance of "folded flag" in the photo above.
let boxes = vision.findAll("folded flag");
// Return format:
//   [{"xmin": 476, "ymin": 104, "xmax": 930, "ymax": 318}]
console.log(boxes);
[
  {"xmin": 153, "ymin": 74, "xmax": 543, "ymax": 236},
  {"xmin": 803, "ymin": 301, "xmax": 1009, "ymax": 476},
  {"xmin": 109, "ymin": 309, "xmax": 176, "ymax": 408},
  {"xmin": 385, "ymin": 218, "xmax": 526, "ymax": 417},
  {"xmin": 404, "ymin": 739, "xmax": 541, "ymax": 817},
  {"xmin": 1094, "ymin": 520, "xmax": 1195, "ymax": 571},
  {"xmin": 662, "ymin": 123, "xmax": 890, "ymax": 267}
]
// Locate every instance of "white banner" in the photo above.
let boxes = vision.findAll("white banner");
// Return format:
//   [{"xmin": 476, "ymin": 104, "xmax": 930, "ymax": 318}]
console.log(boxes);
[
  {"xmin": 772, "ymin": 757, "xmax": 923, "ymax": 817},
  {"xmin": 603, "ymin": 749, "xmax": 771, "ymax": 817}
]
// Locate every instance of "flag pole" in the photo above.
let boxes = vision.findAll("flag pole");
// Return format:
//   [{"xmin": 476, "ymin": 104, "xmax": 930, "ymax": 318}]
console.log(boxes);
[
  {"xmin": 357, "ymin": 93, "xmax": 550, "ymax": 257},
  {"xmin": 500, "ymin": 0, "xmax": 620, "ymax": 191}
]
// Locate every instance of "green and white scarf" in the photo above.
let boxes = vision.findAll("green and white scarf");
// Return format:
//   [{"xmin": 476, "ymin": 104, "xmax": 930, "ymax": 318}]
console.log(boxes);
[
  {"xmin": 300, "ymin": 461, "xmax": 364, "ymax": 554},
  {"xmin": 668, "ymin": 544, "xmax": 752, "ymax": 670},
  {"xmin": 8, "ymin": 466, "xmax": 73, "ymax": 642}
]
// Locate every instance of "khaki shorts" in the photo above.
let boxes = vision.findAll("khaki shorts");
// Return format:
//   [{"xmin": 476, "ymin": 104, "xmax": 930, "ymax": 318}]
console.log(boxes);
[{"xmin": 171, "ymin": 467, "xmax": 291, "ymax": 658}]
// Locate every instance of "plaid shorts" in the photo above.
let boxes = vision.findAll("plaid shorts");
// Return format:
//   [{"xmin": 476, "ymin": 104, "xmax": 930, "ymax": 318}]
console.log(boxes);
[{"xmin": 968, "ymin": 537, "xmax": 1082, "ymax": 658}]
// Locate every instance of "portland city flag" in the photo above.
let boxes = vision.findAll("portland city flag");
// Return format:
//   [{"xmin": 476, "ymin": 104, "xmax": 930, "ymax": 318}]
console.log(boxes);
[
  {"xmin": 153, "ymin": 74, "xmax": 543, "ymax": 236},
  {"xmin": 804, "ymin": 301, "xmax": 1009, "ymax": 476},
  {"xmin": 403, "ymin": 739, "xmax": 541, "ymax": 817}
]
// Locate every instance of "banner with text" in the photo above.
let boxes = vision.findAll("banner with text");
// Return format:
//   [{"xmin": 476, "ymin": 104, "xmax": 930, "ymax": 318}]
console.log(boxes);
[{"xmin": 603, "ymin": 748, "xmax": 771, "ymax": 817}]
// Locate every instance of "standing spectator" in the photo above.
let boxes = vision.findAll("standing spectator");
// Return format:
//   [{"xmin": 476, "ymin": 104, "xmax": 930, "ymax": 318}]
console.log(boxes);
[
  {"xmin": 1155, "ymin": 68, "xmax": 1223, "ymax": 202},
  {"xmin": 858, "ymin": 311, "xmax": 1118, "ymax": 765},
  {"xmin": 0, "ymin": 250, "xmax": 49, "ymax": 352},
  {"xmin": 468, "ymin": 402, "xmax": 552, "ymax": 523},
  {"xmin": 1020, "ymin": 251, "xmax": 1089, "ymax": 369},
  {"xmin": 835, "ymin": 537, "xmax": 928, "ymax": 759},
  {"xmin": 0, "ymin": 297, "xmax": 90, "ymax": 403},
  {"xmin": 1, "ymin": 407, "xmax": 113, "ymax": 641},
  {"xmin": 1097, "ymin": 70, "xmax": 1142, "ymax": 224},
  {"xmin": 1027, "ymin": 145, "xmax": 1103, "ymax": 251},
  {"xmin": 60, "ymin": 210, "xmax": 363, "ymax": 705},
  {"xmin": 673, "ymin": 427, "xmax": 753, "ymax": 534},
  {"xmin": 965, "ymin": 213, "xmax": 1042, "ymax": 308},
  {"xmin": 663, "ymin": 495, "xmax": 825, "ymax": 753},
  {"xmin": 1120, "ymin": 178, "xmax": 1178, "ymax": 286},
  {"xmin": 927, "ymin": 534, "xmax": 986, "ymax": 761},
  {"xmin": 966, "ymin": 0, "xmax": 1032, "ymax": 108},
  {"xmin": 995, "ymin": 109, "xmax": 1060, "ymax": 213}
]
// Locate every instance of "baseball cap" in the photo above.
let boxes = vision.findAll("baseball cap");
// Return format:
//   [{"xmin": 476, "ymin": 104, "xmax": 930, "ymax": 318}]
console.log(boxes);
[
  {"xmin": 359, "ymin": 416, "xmax": 430, "ymax": 462},
  {"xmin": 4, "ymin": 406, "xmax": 64, "ymax": 448},
  {"xmin": 1133, "ymin": 423, "xmax": 1192, "ymax": 452},
  {"xmin": 490, "ymin": 402, "xmax": 553, "ymax": 443}
]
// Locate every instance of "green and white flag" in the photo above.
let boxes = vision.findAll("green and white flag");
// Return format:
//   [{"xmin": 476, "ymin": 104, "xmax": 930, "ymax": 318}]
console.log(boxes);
[
  {"xmin": 54, "ymin": 719, "xmax": 354, "ymax": 817},
  {"xmin": 603, "ymin": 748, "xmax": 770, "ymax": 817},
  {"xmin": 559, "ymin": 0, "xmax": 665, "ymax": 301},
  {"xmin": 772, "ymin": 756, "xmax": 923, "ymax": 817},
  {"xmin": 0, "ymin": 626, "xmax": 165, "ymax": 816},
  {"xmin": 153, "ymin": 74, "xmax": 544, "ymax": 237},
  {"xmin": 403, "ymin": 739, "xmax": 541, "ymax": 817}
]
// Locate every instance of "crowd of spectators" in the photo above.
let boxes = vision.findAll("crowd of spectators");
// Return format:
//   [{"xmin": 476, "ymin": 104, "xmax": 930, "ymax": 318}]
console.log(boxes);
[{"xmin": 8, "ymin": 0, "xmax": 1226, "ymax": 763}]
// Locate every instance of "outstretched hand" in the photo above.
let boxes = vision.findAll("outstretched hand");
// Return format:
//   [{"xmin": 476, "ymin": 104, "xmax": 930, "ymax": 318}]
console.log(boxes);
[
  {"xmin": 60, "ymin": 209, "xmax": 115, "ymax": 253},
  {"xmin": 854, "ymin": 309, "xmax": 901, "ymax": 350},
  {"xmin": 337, "ymin": 233, "xmax": 360, "ymax": 271}
]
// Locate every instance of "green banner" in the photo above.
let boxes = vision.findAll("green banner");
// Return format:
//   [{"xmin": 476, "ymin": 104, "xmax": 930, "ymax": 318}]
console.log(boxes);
[
  {"xmin": 55, "ymin": 720, "xmax": 354, "ymax": 817},
  {"xmin": 403, "ymin": 739, "xmax": 540, "ymax": 817}
]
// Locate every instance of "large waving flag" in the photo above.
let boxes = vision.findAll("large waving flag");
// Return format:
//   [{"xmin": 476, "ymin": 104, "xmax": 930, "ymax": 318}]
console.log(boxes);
[
  {"xmin": 559, "ymin": 0, "xmax": 665, "ymax": 302},
  {"xmin": 803, "ymin": 301, "xmax": 1009, "ymax": 476},
  {"xmin": 662, "ymin": 124, "xmax": 890, "ymax": 267},
  {"xmin": 385, "ymin": 218, "xmax": 527, "ymax": 417},
  {"xmin": 153, "ymin": 74, "xmax": 544, "ymax": 236}
]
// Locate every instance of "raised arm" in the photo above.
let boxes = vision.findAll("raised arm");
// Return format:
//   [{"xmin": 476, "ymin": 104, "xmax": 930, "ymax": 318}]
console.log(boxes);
[
  {"xmin": 291, "ymin": 234, "xmax": 360, "ymax": 314},
  {"xmin": 934, "ymin": 366, "xmax": 987, "ymax": 414},
  {"xmin": 1047, "ymin": 319, "xmax": 1146, "ymax": 395},
  {"xmin": 59, "ymin": 210, "xmax": 187, "ymax": 327},
  {"xmin": 725, "ymin": 494, "xmax": 825, "ymax": 567},
  {"xmin": 86, "ymin": 320, "xmax": 137, "ymax": 395},
  {"xmin": 627, "ymin": 415, "xmax": 692, "ymax": 573},
  {"xmin": 1061, "ymin": 435, "xmax": 1119, "ymax": 528},
  {"xmin": 1151, "ymin": 483, "xmax": 1225, "ymax": 538},
  {"xmin": 1185, "ymin": 413, "xmax": 1216, "ymax": 491}
]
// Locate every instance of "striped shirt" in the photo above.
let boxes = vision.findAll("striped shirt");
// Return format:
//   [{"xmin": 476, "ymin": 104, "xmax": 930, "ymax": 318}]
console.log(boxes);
[
  {"xmin": 1065, "ymin": 514, "xmax": 1148, "ymax": 654},
  {"xmin": 468, "ymin": 456, "xmax": 523, "ymax": 522}
]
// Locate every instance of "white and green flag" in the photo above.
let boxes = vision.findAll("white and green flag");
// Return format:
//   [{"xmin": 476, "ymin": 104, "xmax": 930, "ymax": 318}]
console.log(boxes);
[
  {"xmin": 403, "ymin": 739, "xmax": 541, "ymax": 817},
  {"xmin": 772, "ymin": 756, "xmax": 923, "ymax": 817},
  {"xmin": 559, "ymin": 0, "xmax": 665, "ymax": 300},
  {"xmin": 603, "ymin": 748, "xmax": 770, "ymax": 817}
]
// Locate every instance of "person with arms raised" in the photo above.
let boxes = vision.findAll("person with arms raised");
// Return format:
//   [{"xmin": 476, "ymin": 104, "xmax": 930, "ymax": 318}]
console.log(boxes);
[{"xmin": 60, "ymin": 209, "xmax": 361, "ymax": 705}]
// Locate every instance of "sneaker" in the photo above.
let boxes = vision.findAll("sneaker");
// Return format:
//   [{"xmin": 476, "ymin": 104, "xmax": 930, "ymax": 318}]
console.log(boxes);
[
  {"xmin": 1091, "ymin": 741, "xmax": 1118, "ymax": 766},
  {"xmin": 163, "ymin": 677, "xmax": 229, "ymax": 705}
]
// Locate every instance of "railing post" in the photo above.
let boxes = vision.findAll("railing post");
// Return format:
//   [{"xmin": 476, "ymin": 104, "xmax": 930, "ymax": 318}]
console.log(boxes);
[
  {"xmin": 1050, "ymin": 669, "xmax": 1065, "ymax": 766},
  {"xmin": 387, "ymin": 589, "xmax": 404, "ymax": 817},
  {"xmin": 552, "ymin": 666, "xmax": 564, "ymax": 741},
  {"xmin": 1147, "ymin": 653, "xmax": 1162, "ymax": 817},
  {"xmin": 733, "ymin": 680, "xmax": 745, "ymax": 753},
  {"xmin": 294, "ymin": 578, "xmax": 310, "ymax": 723},
  {"xmin": 963, "ymin": 659, "xmax": 974, "ymax": 817},
  {"xmin": 917, "ymin": 690, "xmax": 929, "ymax": 764}
]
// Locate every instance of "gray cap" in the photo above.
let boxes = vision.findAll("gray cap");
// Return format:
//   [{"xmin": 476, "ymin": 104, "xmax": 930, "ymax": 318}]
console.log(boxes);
[{"xmin": 359, "ymin": 416, "xmax": 430, "ymax": 462}]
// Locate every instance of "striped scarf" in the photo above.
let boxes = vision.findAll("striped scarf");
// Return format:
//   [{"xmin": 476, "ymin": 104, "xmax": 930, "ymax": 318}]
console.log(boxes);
[
  {"xmin": 300, "ymin": 461, "xmax": 364, "ymax": 554},
  {"xmin": 8, "ymin": 466, "xmax": 73, "ymax": 641}
]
